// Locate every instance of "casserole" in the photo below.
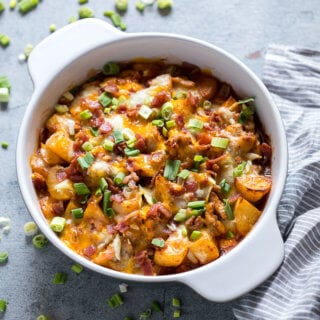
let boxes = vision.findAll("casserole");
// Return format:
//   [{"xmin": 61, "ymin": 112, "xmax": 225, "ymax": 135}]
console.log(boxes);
[{"xmin": 17, "ymin": 18, "xmax": 287, "ymax": 301}]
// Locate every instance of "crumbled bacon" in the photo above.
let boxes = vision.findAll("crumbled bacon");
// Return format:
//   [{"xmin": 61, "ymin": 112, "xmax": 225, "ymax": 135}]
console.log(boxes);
[
  {"xmin": 187, "ymin": 91, "xmax": 200, "ymax": 108},
  {"xmin": 103, "ymin": 82, "xmax": 118, "ymax": 95},
  {"xmin": 147, "ymin": 203, "xmax": 171, "ymax": 219},
  {"xmin": 32, "ymin": 172, "xmax": 47, "ymax": 192},
  {"xmin": 56, "ymin": 169, "xmax": 67, "ymax": 182},
  {"xmin": 81, "ymin": 98, "xmax": 101, "ymax": 111},
  {"xmin": 83, "ymin": 245, "xmax": 96, "ymax": 258},
  {"xmin": 99, "ymin": 121, "xmax": 113, "ymax": 134},
  {"xmin": 114, "ymin": 221, "xmax": 129, "ymax": 234},
  {"xmin": 169, "ymin": 183, "xmax": 185, "ymax": 196},
  {"xmin": 73, "ymin": 131, "xmax": 89, "ymax": 152},
  {"xmin": 150, "ymin": 91, "xmax": 170, "ymax": 108},
  {"xmin": 174, "ymin": 114, "xmax": 185, "ymax": 129},
  {"xmin": 90, "ymin": 116, "xmax": 104, "ymax": 128},
  {"xmin": 52, "ymin": 201, "xmax": 65, "ymax": 215},
  {"xmin": 65, "ymin": 157, "xmax": 84, "ymax": 182},
  {"xmin": 261, "ymin": 142, "xmax": 272, "ymax": 164},
  {"xmin": 184, "ymin": 180, "xmax": 197, "ymax": 192},
  {"xmin": 134, "ymin": 134, "xmax": 147, "ymax": 153},
  {"xmin": 185, "ymin": 216, "xmax": 204, "ymax": 230},
  {"xmin": 135, "ymin": 250, "xmax": 153, "ymax": 275},
  {"xmin": 110, "ymin": 193, "xmax": 124, "ymax": 203}
]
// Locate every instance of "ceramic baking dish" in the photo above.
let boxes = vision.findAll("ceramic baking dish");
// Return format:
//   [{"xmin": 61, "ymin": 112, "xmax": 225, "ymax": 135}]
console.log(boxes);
[{"xmin": 16, "ymin": 18, "xmax": 288, "ymax": 302}]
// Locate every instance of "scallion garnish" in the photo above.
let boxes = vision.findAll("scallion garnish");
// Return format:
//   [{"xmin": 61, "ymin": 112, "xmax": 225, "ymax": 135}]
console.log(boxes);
[
  {"xmin": 50, "ymin": 217, "xmax": 66, "ymax": 233},
  {"xmin": 165, "ymin": 120, "xmax": 176, "ymax": 129},
  {"xmin": 103, "ymin": 139, "xmax": 114, "ymax": 151},
  {"xmin": 115, "ymin": 0, "xmax": 128, "ymax": 11},
  {"xmin": 114, "ymin": 172, "xmax": 126, "ymax": 185},
  {"xmin": 163, "ymin": 159, "xmax": 181, "ymax": 181},
  {"xmin": 53, "ymin": 272, "xmax": 67, "ymax": 285},
  {"xmin": 135, "ymin": 1, "xmax": 145, "ymax": 11},
  {"xmin": 203, "ymin": 100, "xmax": 212, "ymax": 110},
  {"xmin": 79, "ymin": 109, "xmax": 93, "ymax": 120},
  {"xmin": 103, "ymin": 190, "xmax": 111, "ymax": 214},
  {"xmin": 23, "ymin": 221, "xmax": 38, "ymax": 236},
  {"xmin": 71, "ymin": 208, "xmax": 84, "ymax": 219},
  {"xmin": 0, "ymin": 299, "xmax": 7, "ymax": 313},
  {"xmin": 181, "ymin": 225, "xmax": 188, "ymax": 237},
  {"xmin": 18, "ymin": 0, "xmax": 39, "ymax": 14},
  {"xmin": 107, "ymin": 293, "xmax": 123, "ymax": 308},
  {"xmin": 224, "ymin": 199, "xmax": 234, "ymax": 220},
  {"xmin": 71, "ymin": 263, "xmax": 83, "ymax": 274},
  {"xmin": 219, "ymin": 178, "xmax": 231, "ymax": 194},
  {"xmin": 161, "ymin": 102, "xmax": 173, "ymax": 121},
  {"xmin": 152, "ymin": 119, "xmax": 164, "ymax": 127},
  {"xmin": 0, "ymin": 88, "xmax": 10, "ymax": 103},
  {"xmin": 187, "ymin": 200, "xmax": 205, "ymax": 209},
  {"xmin": 151, "ymin": 300, "xmax": 162, "ymax": 312},
  {"xmin": 77, "ymin": 152, "xmax": 94, "ymax": 169},
  {"xmin": 233, "ymin": 161, "xmax": 247, "ymax": 177},
  {"xmin": 189, "ymin": 230, "xmax": 202, "ymax": 241},
  {"xmin": 151, "ymin": 238, "xmax": 165, "ymax": 248},
  {"xmin": 49, "ymin": 24, "xmax": 56, "ymax": 33},
  {"xmin": 239, "ymin": 101, "xmax": 254, "ymax": 124},
  {"xmin": 211, "ymin": 137, "xmax": 229, "ymax": 149},
  {"xmin": 73, "ymin": 182, "xmax": 90, "ymax": 195},
  {"xmin": 173, "ymin": 91, "xmax": 187, "ymax": 100},
  {"xmin": 81, "ymin": 141, "xmax": 93, "ymax": 152},
  {"xmin": 172, "ymin": 297, "xmax": 181, "ymax": 307},
  {"xmin": 173, "ymin": 309, "xmax": 181, "ymax": 318},
  {"xmin": 124, "ymin": 148, "xmax": 140, "ymax": 157},
  {"xmin": 105, "ymin": 208, "xmax": 115, "ymax": 217},
  {"xmin": 157, "ymin": 0, "xmax": 173, "ymax": 9},
  {"xmin": 122, "ymin": 128, "xmax": 136, "ymax": 141},
  {"xmin": 139, "ymin": 309, "xmax": 152, "ymax": 319},
  {"xmin": 102, "ymin": 61, "xmax": 120, "ymax": 76},
  {"xmin": 78, "ymin": 0, "xmax": 88, "ymax": 4},
  {"xmin": 1, "ymin": 141, "xmax": 8, "ymax": 149},
  {"xmin": 173, "ymin": 209, "xmax": 187, "ymax": 222},
  {"xmin": 78, "ymin": 6, "xmax": 94, "ymax": 19},
  {"xmin": 113, "ymin": 130, "xmax": 124, "ymax": 144},
  {"xmin": 0, "ymin": 34, "xmax": 10, "ymax": 48},
  {"xmin": 99, "ymin": 177, "xmax": 108, "ymax": 191},
  {"xmin": 54, "ymin": 104, "xmax": 69, "ymax": 114},
  {"xmin": 177, "ymin": 169, "xmax": 190, "ymax": 179},
  {"xmin": 226, "ymin": 230, "xmax": 235, "ymax": 239},
  {"xmin": 98, "ymin": 92, "xmax": 112, "ymax": 107},
  {"xmin": 139, "ymin": 105, "xmax": 153, "ymax": 120},
  {"xmin": 90, "ymin": 127, "xmax": 100, "ymax": 137},
  {"xmin": 36, "ymin": 316, "xmax": 49, "ymax": 320},
  {"xmin": 238, "ymin": 97, "xmax": 255, "ymax": 104},
  {"xmin": 32, "ymin": 234, "xmax": 48, "ymax": 249},
  {"xmin": 187, "ymin": 118, "xmax": 203, "ymax": 132},
  {"xmin": 0, "ymin": 76, "xmax": 11, "ymax": 91},
  {"xmin": 0, "ymin": 251, "xmax": 8, "ymax": 263}
]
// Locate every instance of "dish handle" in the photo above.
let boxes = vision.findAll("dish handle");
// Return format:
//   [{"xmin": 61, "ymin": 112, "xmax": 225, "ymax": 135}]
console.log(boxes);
[
  {"xmin": 179, "ymin": 214, "xmax": 284, "ymax": 302},
  {"xmin": 28, "ymin": 18, "xmax": 123, "ymax": 89}
]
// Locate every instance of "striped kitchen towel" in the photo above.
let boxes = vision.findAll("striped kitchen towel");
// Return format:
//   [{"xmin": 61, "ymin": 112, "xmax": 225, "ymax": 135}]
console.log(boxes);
[{"xmin": 234, "ymin": 45, "xmax": 320, "ymax": 320}]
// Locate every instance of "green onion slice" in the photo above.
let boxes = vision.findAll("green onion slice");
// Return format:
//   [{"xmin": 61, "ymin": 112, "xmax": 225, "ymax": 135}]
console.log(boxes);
[
  {"xmin": 113, "ymin": 130, "xmax": 124, "ymax": 144},
  {"xmin": 189, "ymin": 230, "xmax": 202, "ymax": 241},
  {"xmin": 161, "ymin": 102, "xmax": 173, "ymax": 121},
  {"xmin": 71, "ymin": 263, "xmax": 83, "ymax": 274},
  {"xmin": 163, "ymin": 159, "xmax": 181, "ymax": 181},
  {"xmin": 73, "ymin": 182, "xmax": 90, "ymax": 195},
  {"xmin": 103, "ymin": 190, "xmax": 112, "ymax": 214},
  {"xmin": 79, "ymin": 109, "xmax": 92, "ymax": 120},
  {"xmin": 114, "ymin": 172, "xmax": 126, "ymax": 185},
  {"xmin": 151, "ymin": 238, "xmax": 165, "ymax": 248},
  {"xmin": 151, "ymin": 300, "xmax": 162, "ymax": 312},
  {"xmin": 53, "ymin": 272, "xmax": 67, "ymax": 284},
  {"xmin": 50, "ymin": 217, "xmax": 66, "ymax": 233},
  {"xmin": 81, "ymin": 141, "xmax": 93, "ymax": 152},
  {"xmin": 32, "ymin": 234, "xmax": 48, "ymax": 249},
  {"xmin": 219, "ymin": 178, "xmax": 231, "ymax": 194},
  {"xmin": 187, "ymin": 118, "xmax": 203, "ymax": 132},
  {"xmin": 224, "ymin": 199, "xmax": 234, "ymax": 220},
  {"xmin": 187, "ymin": 200, "xmax": 205, "ymax": 209},
  {"xmin": 98, "ymin": 92, "xmax": 112, "ymax": 107},
  {"xmin": 23, "ymin": 221, "xmax": 38, "ymax": 236},
  {"xmin": 103, "ymin": 139, "xmax": 114, "ymax": 151},
  {"xmin": 233, "ymin": 161, "xmax": 247, "ymax": 177},
  {"xmin": 238, "ymin": 97, "xmax": 255, "ymax": 104},
  {"xmin": 0, "ymin": 251, "xmax": 8, "ymax": 263},
  {"xmin": 102, "ymin": 61, "xmax": 120, "ymax": 76},
  {"xmin": 177, "ymin": 169, "xmax": 190, "ymax": 179},
  {"xmin": 172, "ymin": 297, "xmax": 181, "ymax": 307},
  {"xmin": 0, "ymin": 299, "xmax": 7, "ymax": 313},
  {"xmin": 152, "ymin": 119, "xmax": 164, "ymax": 127},
  {"xmin": 173, "ymin": 209, "xmax": 187, "ymax": 222},
  {"xmin": 107, "ymin": 293, "xmax": 123, "ymax": 308},
  {"xmin": 211, "ymin": 137, "xmax": 229, "ymax": 149},
  {"xmin": 71, "ymin": 208, "xmax": 84, "ymax": 219}
]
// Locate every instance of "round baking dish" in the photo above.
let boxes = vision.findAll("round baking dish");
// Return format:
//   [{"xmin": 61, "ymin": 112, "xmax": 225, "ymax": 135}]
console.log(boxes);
[{"xmin": 16, "ymin": 18, "xmax": 287, "ymax": 302}]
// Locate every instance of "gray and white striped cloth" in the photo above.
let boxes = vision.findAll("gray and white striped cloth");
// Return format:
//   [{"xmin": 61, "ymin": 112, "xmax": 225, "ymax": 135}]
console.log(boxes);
[{"xmin": 234, "ymin": 45, "xmax": 320, "ymax": 319}]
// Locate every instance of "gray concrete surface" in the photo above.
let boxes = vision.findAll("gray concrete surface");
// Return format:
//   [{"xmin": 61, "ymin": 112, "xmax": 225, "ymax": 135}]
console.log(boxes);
[{"xmin": 0, "ymin": 1, "xmax": 319, "ymax": 319}]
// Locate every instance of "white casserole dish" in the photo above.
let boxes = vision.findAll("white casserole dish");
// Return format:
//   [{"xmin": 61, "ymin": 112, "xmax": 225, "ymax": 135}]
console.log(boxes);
[{"xmin": 16, "ymin": 18, "xmax": 288, "ymax": 302}]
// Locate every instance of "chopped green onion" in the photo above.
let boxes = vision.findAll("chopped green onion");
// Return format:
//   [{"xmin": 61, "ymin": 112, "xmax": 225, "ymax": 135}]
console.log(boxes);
[
  {"xmin": 194, "ymin": 154, "xmax": 204, "ymax": 162},
  {"xmin": 113, "ymin": 130, "xmax": 124, "ymax": 144},
  {"xmin": 18, "ymin": 0, "xmax": 39, "ymax": 14},
  {"xmin": 0, "ymin": 300, "xmax": 7, "ymax": 313},
  {"xmin": 103, "ymin": 190, "xmax": 112, "ymax": 214},
  {"xmin": 238, "ymin": 97, "xmax": 255, "ymax": 104},
  {"xmin": 79, "ymin": 109, "xmax": 92, "ymax": 120},
  {"xmin": 203, "ymin": 100, "xmax": 212, "ymax": 110},
  {"xmin": 211, "ymin": 137, "xmax": 229, "ymax": 149},
  {"xmin": 219, "ymin": 178, "xmax": 231, "ymax": 194},
  {"xmin": 54, "ymin": 104, "xmax": 69, "ymax": 113},
  {"xmin": 78, "ymin": 6, "xmax": 94, "ymax": 19},
  {"xmin": 0, "ymin": 88, "xmax": 9, "ymax": 103},
  {"xmin": 126, "ymin": 138, "xmax": 136, "ymax": 148},
  {"xmin": 187, "ymin": 200, "xmax": 205, "ymax": 209},
  {"xmin": 104, "ymin": 107, "xmax": 111, "ymax": 114},
  {"xmin": 37, "ymin": 315, "xmax": 49, "ymax": 320},
  {"xmin": 105, "ymin": 11, "xmax": 123, "ymax": 28},
  {"xmin": 166, "ymin": 120, "xmax": 176, "ymax": 129},
  {"xmin": 112, "ymin": 97, "xmax": 119, "ymax": 107},
  {"xmin": 82, "ymin": 141, "xmax": 93, "ymax": 152},
  {"xmin": 190, "ymin": 208, "xmax": 205, "ymax": 216},
  {"xmin": 98, "ymin": 92, "xmax": 112, "ymax": 107},
  {"xmin": 187, "ymin": 118, "xmax": 203, "ymax": 132},
  {"xmin": 107, "ymin": 293, "xmax": 123, "ymax": 308},
  {"xmin": 233, "ymin": 161, "xmax": 247, "ymax": 177},
  {"xmin": 173, "ymin": 309, "xmax": 181, "ymax": 318},
  {"xmin": 23, "ymin": 221, "xmax": 38, "ymax": 236},
  {"xmin": 62, "ymin": 91, "xmax": 74, "ymax": 102},
  {"xmin": 226, "ymin": 230, "xmax": 235, "ymax": 239},
  {"xmin": 73, "ymin": 182, "xmax": 90, "ymax": 195},
  {"xmin": 32, "ymin": 234, "xmax": 48, "ymax": 249},
  {"xmin": 157, "ymin": 0, "xmax": 173, "ymax": 9},
  {"xmin": 103, "ymin": 139, "xmax": 114, "ymax": 151},
  {"xmin": 151, "ymin": 238, "xmax": 165, "ymax": 248},
  {"xmin": 181, "ymin": 225, "xmax": 188, "ymax": 237},
  {"xmin": 163, "ymin": 159, "xmax": 181, "ymax": 181},
  {"xmin": 90, "ymin": 127, "xmax": 100, "ymax": 137},
  {"xmin": 239, "ymin": 104, "xmax": 254, "ymax": 124},
  {"xmin": 77, "ymin": 151, "xmax": 95, "ymax": 169},
  {"xmin": 71, "ymin": 208, "xmax": 84, "ymax": 219},
  {"xmin": 162, "ymin": 127, "xmax": 168, "ymax": 137},
  {"xmin": 102, "ymin": 61, "xmax": 120, "ymax": 76},
  {"xmin": 172, "ymin": 297, "xmax": 181, "ymax": 307},
  {"xmin": 114, "ymin": 172, "xmax": 125, "ymax": 185},
  {"xmin": 139, "ymin": 105, "xmax": 153, "ymax": 120},
  {"xmin": 161, "ymin": 102, "xmax": 173, "ymax": 121},
  {"xmin": 1, "ymin": 141, "xmax": 8, "ymax": 149},
  {"xmin": 115, "ymin": 0, "xmax": 128, "ymax": 11},
  {"xmin": 69, "ymin": 16, "xmax": 77, "ymax": 23},
  {"xmin": 0, "ymin": 251, "xmax": 8, "ymax": 263},
  {"xmin": 49, "ymin": 24, "xmax": 56, "ymax": 33},
  {"xmin": 189, "ymin": 230, "xmax": 202, "ymax": 241},
  {"xmin": 78, "ymin": 0, "xmax": 88, "ymax": 3},
  {"xmin": 95, "ymin": 187, "xmax": 102, "ymax": 196},
  {"xmin": 71, "ymin": 263, "xmax": 83, "ymax": 274},
  {"xmin": 139, "ymin": 309, "xmax": 152, "ymax": 319},
  {"xmin": 99, "ymin": 177, "xmax": 108, "ymax": 191},
  {"xmin": 135, "ymin": 1, "xmax": 145, "ymax": 11},
  {"xmin": 0, "ymin": 34, "xmax": 10, "ymax": 47},
  {"xmin": 124, "ymin": 148, "xmax": 140, "ymax": 157},
  {"xmin": 9, "ymin": 0, "xmax": 16, "ymax": 9},
  {"xmin": 24, "ymin": 43, "xmax": 33, "ymax": 58},
  {"xmin": 151, "ymin": 300, "xmax": 162, "ymax": 312},
  {"xmin": 178, "ymin": 169, "xmax": 190, "ymax": 179},
  {"xmin": 0, "ymin": 76, "xmax": 11, "ymax": 91},
  {"xmin": 152, "ymin": 119, "xmax": 164, "ymax": 127},
  {"xmin": 53, "ymin": 272, "xmax": 67, "ymax": 284},
  {"xmin": 173, "ymin": 209, "xmax": 187, "ymax": 222},
  {"xmin": 122, "ymin": 128, "xmax": 136, "ymax": 141},
  {"xmin": 105, "ymin": 208, "xmax": 115, "ymax": 217},
  {"xmin": 0, "ymin": 1, "xmax": 4, "ymax": 12},
  {"xmin": 173, "ymin": 91, "xmax": 187, "ymax": 100},
  {"xmin": 224, "ymin": 199, "xmax": 234, "ymax": 220},
  {"xmin": 50, "ymin": 217, "xmax": 66, "ymax": 233}
]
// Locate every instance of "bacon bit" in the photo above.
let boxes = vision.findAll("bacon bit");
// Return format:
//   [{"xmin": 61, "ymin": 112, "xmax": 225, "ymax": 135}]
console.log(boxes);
[
  {"xmin": 99, "ymin": 121, "xmax": 113, "ymax": 134},
  {"xmin": 206, "ymin": 154, "xmax": 227, "ymax": 170},
  {"xmin": 134, "ymin": 134, "xmax": 147, "ymax": 153},
  {"xmin": 174, "ymin": 114, "xmax": 185, "ymax": 129},
  {"xmin": 123, "ymin": 172, "xmax": 139, "ymax": 185},
  {"xmin": 73, "ymin": 131, "xmax": 89, "ymax": 152},
  {"xmin": 234, "ymin": 156, "xmax": 242, "ymax": 164},
  {"xmin": 117, "ymin": 105, "xmax": 128, "ymax": 114},
  {"xmin": 135, "ymin": 250, "xmax": 153, "ymax": 276},
  {"xmin": 65, "ymin": 157, "xmax": 84, "ymax": 182},
  {"xmin": 185, "ymin": 216, "xmax": 204, "ymax": 230},
  {"xmin": 184, "ymin": 180, "xmax": 198, "ymax": 192},
  {"xmin": 90, "ymin": 116, "xmax": 104, "ymax": 128},
  {"xmin": 147, "ymin": 203, "xmax": 171, "ymax": 219},
  {"xmin": 107, "ymin": 224, "xmax": 117, "ymax": 234},
  {"xmin": 150, "ymin": 91, "xmax": 170, "ymax": 108},
  {"xmin": 228, "ymin": 193, "xmax": 240, "ymax": 204},
  {"xmin": 261, "ymin": 142, "xmax": 272, "ymax": 164},
  {"xmin": 169, "ymin": 183, "xmax": 185, "ymax": 196},
  {"xmin": 187, "ymin": 91, "xmax": 200, "ymax": 108},
  {"xmin": 81, "ymin": 98, "xmax": 101, "ymax": 111},
  {"xmin": 114, "ymin": 141, "xmax": 126, "ymax": 156},
  {"xmin": 110, "ymin": 193, "xmax": 124, "ymax": 203},
  {"xmin": 52, "ymin": 201, "xmax": 64, "ymax": 215},
  {"xmin": 172, "ymin": 77, "xmax": 195, "ymax": 88},
  {"xmin": 83, "ymin": 244, "xmax": 96, "ymax": 258},
  {"xmin": 56, "ymin": 169, "xmax": 67, "ymax": 182},
  {"xmin": 103, "ymin": 82, "xmax": 118, "ymax": 95},
  {"xmin": 114, "ymin": 221, "xmax": 129, "ymax": 234},
  {"xmin": 150, "ymin": 151, "xmax": 165, "ymax": 164},
  {"xmin": 32, "ymin": 172, "xmax": 47, "ymax": 192}
]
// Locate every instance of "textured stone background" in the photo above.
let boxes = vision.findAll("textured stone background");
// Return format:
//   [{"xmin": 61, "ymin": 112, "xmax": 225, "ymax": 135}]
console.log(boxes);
[{"xmin": 0, "ymin": 1, "xmax": 319, "ymax": 319}]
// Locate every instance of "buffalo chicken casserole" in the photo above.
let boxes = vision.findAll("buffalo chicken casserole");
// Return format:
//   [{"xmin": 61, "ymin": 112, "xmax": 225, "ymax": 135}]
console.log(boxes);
[{"xmin": 30, "ymin": 61, "xmax": 272, "ymax": 275}]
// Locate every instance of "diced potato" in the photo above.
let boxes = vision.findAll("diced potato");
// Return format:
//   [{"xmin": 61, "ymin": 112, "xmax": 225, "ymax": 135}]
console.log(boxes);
[
  {"xmin": 112, "ymin": 194, "xmax": 142, "ymax": 216},
  {"xmin": 39, "ymin": 196, "xmax": 58, "ymax": 220},
  {"xmin": 40, "ymin": 143, "xmax": 62, "ymax": 165},
  {"xmin": 234, "ymin": 197, "xmax": 261, "ymax": 236},
  {"xmin": 30, "ymin": 153, "xmax": 48, "ymax": 177},
  {"xmin": 84, "ymin": 199, "xmax": 108, "ymax": 223},
  {"xmin": 46, "ymin": 165, "xmax": 75, "ymax": 200},
  {"xmin": 154, "ymin": 176, "xmax": 178, "ymax": 212},
  {"xmin": 235, "ymin": 175, "xmax": 271, "ymax": 203},
  {"xmin": 46, "ymin": 113, "xmax": 74, "ymax": 133},
  {"xmin": 154, "ymin": 232, "xmax": 189, "ymax": 267},
  {"xmin": 93, "ymin": 246, "xmax": 115, "ymax": 266},
  {"xmin": 188, "ymin": 231, "xmax": 219, "ymax": 264},
  {"xmin": 45, "ymin": 131, "xmax": 74, "ymax": 162}
]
